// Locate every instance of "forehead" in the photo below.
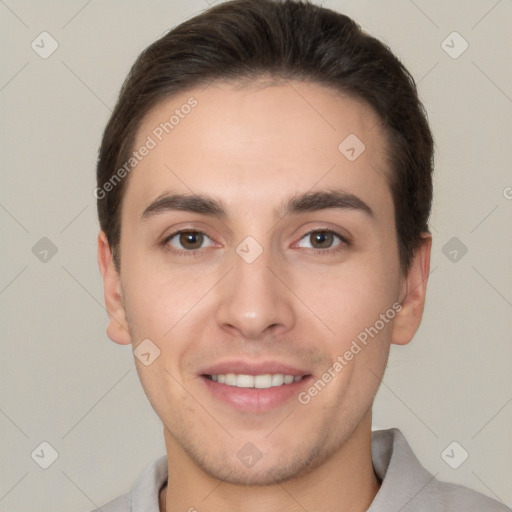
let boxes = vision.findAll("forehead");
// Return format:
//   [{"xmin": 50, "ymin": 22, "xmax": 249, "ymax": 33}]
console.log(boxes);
[{"xmin": 125, "ymin": 80, "xmax": 392, "ymax": 220}]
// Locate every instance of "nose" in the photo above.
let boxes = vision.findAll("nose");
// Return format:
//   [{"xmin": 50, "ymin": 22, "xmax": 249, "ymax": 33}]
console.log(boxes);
[{"xmin": 214, "ymin": 241, "xmax": 296, "ymax": 341}]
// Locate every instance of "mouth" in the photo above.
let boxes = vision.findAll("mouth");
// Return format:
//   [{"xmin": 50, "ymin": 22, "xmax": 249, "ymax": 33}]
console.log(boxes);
[
  {"xmin": 199, "ymin": 362, "xmax": 312, "ymax": 412},
  {"xmin": 204, "ymin": 373, "xmax": 306, "ymax": 388}
]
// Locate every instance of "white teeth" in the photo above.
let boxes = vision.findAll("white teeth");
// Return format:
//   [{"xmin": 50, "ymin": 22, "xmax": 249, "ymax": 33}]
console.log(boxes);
[
  {"xmin": 209, "ymin": 373, "xmax": 303, "ymax": 389},
  {"xmin": 225, "ymin": 373, "xmax": 237, "ymax": 386},
  {"xmin": 237, "ymin": 374, "xmax": 255, "ymax": 388},
  {"xmin": 254, "ymin": 374, "xmax": 272, "ymax": 388},
  {"xmin": 271, "ymin": 374, "xmax": 284, "ymax": 386}
]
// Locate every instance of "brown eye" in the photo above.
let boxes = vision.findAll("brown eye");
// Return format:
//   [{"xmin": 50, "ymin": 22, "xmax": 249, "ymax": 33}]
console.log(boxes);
[
  {"xmin": 179, "ymin": 232, "xmax": 204, "ymax": 250},
  {"xmin": 166, "ymin": 230, "xmax": 213, "ymax": 252},
  {"xmin": 310, "ymin": 231, "xmax": 334, "ymax": 249},
  {"xmin": 296, "ymin": 229, "xmax": 347, "ymax": 252}
]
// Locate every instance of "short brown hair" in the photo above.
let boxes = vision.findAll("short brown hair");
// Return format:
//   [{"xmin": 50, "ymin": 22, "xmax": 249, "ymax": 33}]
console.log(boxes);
[{"xmin": 96, "ymin": 0, "xmax": 434, "ymax": 272}]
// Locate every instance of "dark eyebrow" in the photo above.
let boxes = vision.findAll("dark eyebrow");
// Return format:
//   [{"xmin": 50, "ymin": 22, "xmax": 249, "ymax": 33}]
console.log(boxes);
[
  {"xmin": 141, "ymin": 189, "xmax": 373, "ymax": 220},
  {"xmin": 141, "ymin": 193, "xmax": 228, "ymax": 220},
  {"xmin": 284, "ymin": 189, "xmax": 373, "ymax": 218}
]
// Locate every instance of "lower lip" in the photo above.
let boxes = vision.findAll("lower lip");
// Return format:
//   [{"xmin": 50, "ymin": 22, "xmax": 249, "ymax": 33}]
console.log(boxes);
[{"xmin": 201, "ymin": 375, "xmax": 312, "ymax": 413}]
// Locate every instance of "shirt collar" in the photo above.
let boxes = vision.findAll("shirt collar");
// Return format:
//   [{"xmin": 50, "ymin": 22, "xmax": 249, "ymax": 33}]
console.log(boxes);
[{"xmin": 368, "ymin": 428, "xmax": 435, "ymax": 511}]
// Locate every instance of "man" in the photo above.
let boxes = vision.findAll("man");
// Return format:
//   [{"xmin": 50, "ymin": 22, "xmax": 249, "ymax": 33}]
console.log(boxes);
[{"xmin": 93, "ymin": 0, "xmax": 510, "ymax": 510}]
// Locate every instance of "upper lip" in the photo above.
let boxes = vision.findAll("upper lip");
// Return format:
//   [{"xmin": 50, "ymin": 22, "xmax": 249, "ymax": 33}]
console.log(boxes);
[{"xmin": 200, "ymin": 360, "xmax": 311, "ymax": 377}]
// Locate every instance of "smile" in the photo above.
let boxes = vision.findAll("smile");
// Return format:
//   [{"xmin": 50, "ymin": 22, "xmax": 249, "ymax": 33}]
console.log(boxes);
[{"xmin": 206, "ymin": 373, "xmax": 304, "ymax": 389}]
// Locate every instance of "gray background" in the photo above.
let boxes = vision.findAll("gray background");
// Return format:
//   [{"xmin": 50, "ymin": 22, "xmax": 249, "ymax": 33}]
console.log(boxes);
[{"xmin": 1, "ymin": 0, "xmax": 511, "ymax": 510}]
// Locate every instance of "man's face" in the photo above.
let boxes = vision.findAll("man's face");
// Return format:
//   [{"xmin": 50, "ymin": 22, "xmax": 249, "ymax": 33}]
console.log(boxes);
[{"xmin": 106, "ymin": 81, "xmax": 414, "ymax": 484}]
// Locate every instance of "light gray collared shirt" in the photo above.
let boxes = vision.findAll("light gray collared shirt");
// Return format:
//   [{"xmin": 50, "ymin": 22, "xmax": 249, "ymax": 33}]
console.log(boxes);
[{"xmin": 91, "ymin": 428, "xmax": 510, "ymax": 511}]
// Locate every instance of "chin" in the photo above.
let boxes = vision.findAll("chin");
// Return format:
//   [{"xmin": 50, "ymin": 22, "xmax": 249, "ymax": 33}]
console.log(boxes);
[{"xmin": 188, "ymin": 441, "xmax": 325, "ymax": 487}]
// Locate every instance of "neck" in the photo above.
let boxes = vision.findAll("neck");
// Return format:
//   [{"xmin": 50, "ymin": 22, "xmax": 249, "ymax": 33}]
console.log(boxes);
[{"xmin": 160, "ymin": 411, "xmax": 380, "ymax": 512}]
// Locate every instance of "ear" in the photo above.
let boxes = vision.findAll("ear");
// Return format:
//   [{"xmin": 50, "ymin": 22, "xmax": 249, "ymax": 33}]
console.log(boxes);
[
  {"xmin": 97, "ymin": 231, "xmax": 131, "ymax": 345},
  {"xmin": 391, "ymin": 233, "xmax": 432, "ymax": 346}
]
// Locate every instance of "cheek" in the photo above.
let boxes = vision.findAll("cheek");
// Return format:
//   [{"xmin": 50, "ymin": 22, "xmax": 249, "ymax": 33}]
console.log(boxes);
[
  {"xmin": 301, "ymin": 257, "xmax": 400, "ymax": 346},
  {"xmin": 121, "ymin": 259, "xmax": 219, "ymax": 367},
  {"xmin": 300, "ymin": 264, "xmax": 396, "ymax": 412},
  {"xmin": 123, "ymin": 277, "xmax": 172, "ymax": 340},
  {"xmin": 122, "ymin": 250, "xmax": 190, "ymax": 327}
]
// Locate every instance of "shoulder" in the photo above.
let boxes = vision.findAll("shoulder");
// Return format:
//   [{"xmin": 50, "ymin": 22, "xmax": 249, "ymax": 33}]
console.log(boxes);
[
  {"xmin": 426, "ymin": 478, "xmax": 511, "ymax": 511},
  {"xmin": 87, "ymin": 455, "xmax": 167, "ymax": 512},
  {"xmin": 370, "ymin": 428, "xmax": 511, "ymax": 511},
  {"xmin": 88, "ymin": 492, "xmax": 130, "ymax": 512}
]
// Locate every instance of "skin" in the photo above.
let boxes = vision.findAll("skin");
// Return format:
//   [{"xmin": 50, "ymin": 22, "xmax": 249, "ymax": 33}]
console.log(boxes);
[{"xmin": 98, "ymin": 80, "xmax": 431, "ymax": 512}]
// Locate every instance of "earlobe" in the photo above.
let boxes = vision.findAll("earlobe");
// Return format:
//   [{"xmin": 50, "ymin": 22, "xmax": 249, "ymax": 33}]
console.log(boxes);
[
  {"xmin": 391, "ymin": 234, "xmax": 432, "ymax": 346},
  {"xmin": 97, "ymin": 231, "xmax": 132, "ymax": 345}
]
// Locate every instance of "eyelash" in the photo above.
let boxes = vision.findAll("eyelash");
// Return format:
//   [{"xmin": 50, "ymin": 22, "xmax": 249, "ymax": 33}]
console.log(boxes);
[{"xmin": 161, "ymin": 228, "xmax": 349, "ymax": 257}]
